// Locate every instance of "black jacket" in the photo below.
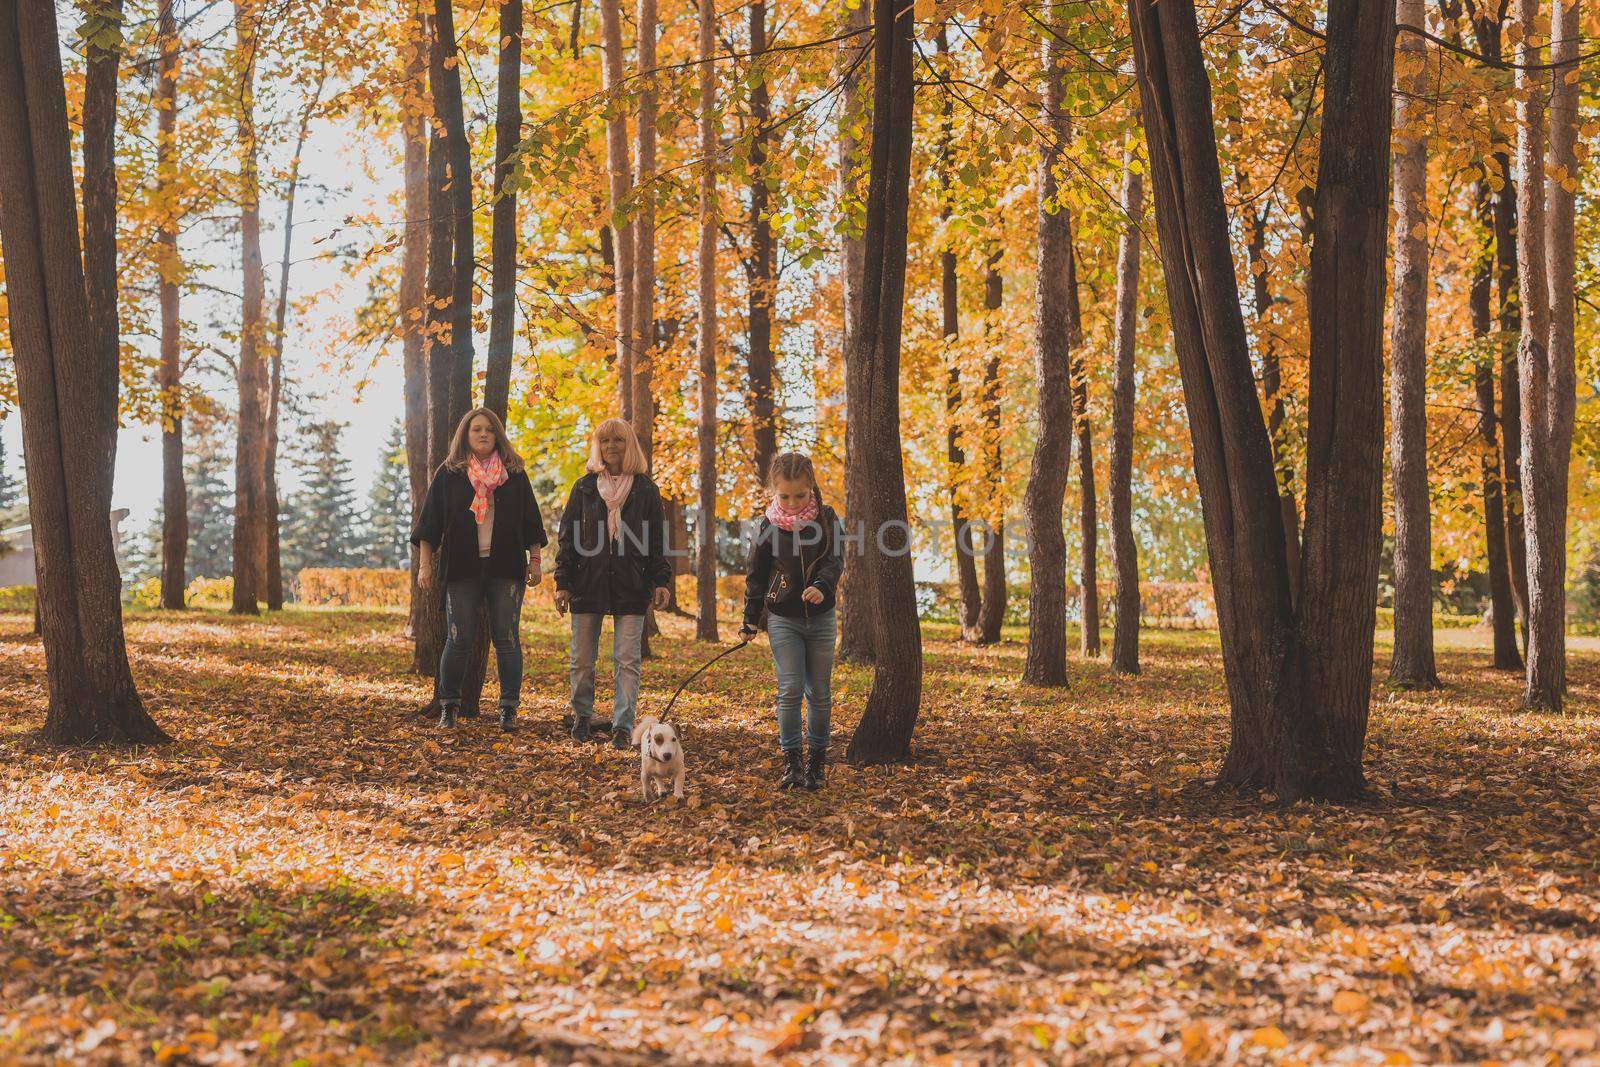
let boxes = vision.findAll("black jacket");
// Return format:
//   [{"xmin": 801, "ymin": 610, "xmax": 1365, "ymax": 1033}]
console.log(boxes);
[
  {"xmin": 553, "ymin": 472, "xmax": 673, "ymax": 616},
  {"xmin": 409, "ymin": 465, "xmax": 547, "ymax": 584},
  {"xmin": 742, "ymin": 502, "xmax": 843, "ymax": 630}
]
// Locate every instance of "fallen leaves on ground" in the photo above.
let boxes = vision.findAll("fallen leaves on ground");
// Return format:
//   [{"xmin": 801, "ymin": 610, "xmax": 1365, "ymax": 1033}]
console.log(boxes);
[{"xmin": 1, "ymin": 609, "xmax": 1598, "ymax": 1064}]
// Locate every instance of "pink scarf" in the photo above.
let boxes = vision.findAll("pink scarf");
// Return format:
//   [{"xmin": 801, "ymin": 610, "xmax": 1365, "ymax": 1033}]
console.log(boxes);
[
  {"xmin": 466, "ymin": 452, "xmax": 508, "ymax": 524},
  {"xmin": 765, "ymin": 494, "xmax": 819, "ymax": 532},
  {"xmin": 596, "ymin": 471, "xmax": 634, "ymax": 542}
]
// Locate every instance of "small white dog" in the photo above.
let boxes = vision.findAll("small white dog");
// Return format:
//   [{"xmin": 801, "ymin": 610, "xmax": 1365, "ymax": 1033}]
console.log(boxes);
[{"xmin": 630, "ymin": 716, "xmax": 685, "ymax": 802}]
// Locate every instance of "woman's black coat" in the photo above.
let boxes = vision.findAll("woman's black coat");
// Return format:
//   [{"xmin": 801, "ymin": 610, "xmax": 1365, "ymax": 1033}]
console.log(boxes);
[
  {"xmin": 409, "ymin": 464, "xmax": 547, "ymax": 584},
  {"xmin": 553, "ymin": 472, "xmax": 674, "ymax": 616},
  {"xmin": 742, "ymin": 502, "xmax": 843, "ymax": 630}
]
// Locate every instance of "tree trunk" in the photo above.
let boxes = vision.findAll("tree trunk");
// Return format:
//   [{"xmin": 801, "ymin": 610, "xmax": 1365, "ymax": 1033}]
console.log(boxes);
[
  {"xmin": 0, "ymin": 0, "xmax": 169, "ymax": 744},
  {"xmin": 747, "ymin": 0, "xmax": 777, "ymax": 485},
  {"xmin": 1493, "ymin": 150, "xmax": 1529, "ymax": 640},
  {"xmin": 1470, "ymin": 171, "xmax": 1521, "ymax": 669},
  {"xmin": 264, "ymin": 68, "xmax": 324, "ymax": 611},
  {"xmin": 1386, "ymin": 0, "xmax": 1438, "ymax": 689},
  {"xmin": 835, "ymin": 0, "xmax": 874, "ymax": 664},
  {"xmin": 230, "ymin": 1, "xmax": 268, "ymax": 616},
  {"xmin": 155, "ymin": 0, "xmax": 186, "ymax": 609},
  {"xmin": 1070, "ymin": 254, "xmax": 1099, "ymax": 659},
  {"xmin": 598, "ymin": 0, "xmax": 634, "ymax": 420},
  {"xmin": 82, "ymin": 0, "xmax": 121, "ymax": 480},
  {"xmin": 843, "ymin": 0, "xmax": 921, "ymax": 765},
  {"xmin": 402, "ymin": 9, "xmax": 431, "ymax": 641},
  {"xmin": 934, "ymin": 25, "xmax": 981, "ymax": 642},
  {"xmin": 485, "ymin": 0, "xmax": 521, "ymax": 419},
  {"xmin": 1517, "ymin": 0, "xmax": 1579, "ymax": 712},
  {"xmin": 1131, "ymin": 0, "xmax": 1393, "ymax": 802},
  {"xmin": 633, "ymin": 0, "xmax": 657, "ymax": 460},
  {"xmin": 972, "ymin": 250, "xmax": 1006, "ymax": 645},
  {"xmin": 1108, "ymin": 143, "xmax": 1142, "ymax": 675},
  {"xmin": 1022, "ymin": 3, "xmax": 1076, "ymax": 688},
  {"xmin": 695, "ymin": 0, "xmax": 719, "ymax": 642},
  {"xmin": 1245, "ymin": 208, "xmax": 1303, "ymax": 607}
]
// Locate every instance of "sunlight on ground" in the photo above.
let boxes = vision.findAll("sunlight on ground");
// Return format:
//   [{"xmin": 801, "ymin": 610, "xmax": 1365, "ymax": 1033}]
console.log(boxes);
[{"xmin": 2, "ymin": 609, "xmax": 1597, "ymax": 1064}]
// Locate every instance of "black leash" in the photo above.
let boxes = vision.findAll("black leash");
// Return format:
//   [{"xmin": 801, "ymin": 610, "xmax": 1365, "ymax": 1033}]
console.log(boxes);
[{"xmin": 656, "ymin": 637, "xmax": 753, "ymax": 724}]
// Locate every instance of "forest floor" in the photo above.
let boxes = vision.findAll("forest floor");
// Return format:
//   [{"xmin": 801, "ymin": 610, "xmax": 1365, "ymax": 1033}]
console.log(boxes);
[{"xmin": 1, "ymin": 607, "xmax": 1598, "ymax": 1066}]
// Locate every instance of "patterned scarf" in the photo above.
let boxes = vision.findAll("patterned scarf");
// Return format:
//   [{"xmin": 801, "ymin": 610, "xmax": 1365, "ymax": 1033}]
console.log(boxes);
[
  {"xmin": 596, "ymin": 471, "xmax": 635, "ymax": 543},
  {"xmin": 466, "ymin": 451, "xmax": 508, "ymax": 524},
  {"xmin": 765, "ymin": 493, "xmax": 819, "ymax": 532}
]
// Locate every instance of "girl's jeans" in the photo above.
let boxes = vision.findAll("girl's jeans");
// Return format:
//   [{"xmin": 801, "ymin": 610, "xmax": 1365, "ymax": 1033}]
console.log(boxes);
[
  {"xmin": 569, "ymin": 612, "xmax": 645, "ymax": 734},
  {"xmin": 766, "ymin": 607, "xmax": 835, "ymax": 753},
  {"xmin": 438, "ymin": 574, "xmax": 525, "ymax": 710}
]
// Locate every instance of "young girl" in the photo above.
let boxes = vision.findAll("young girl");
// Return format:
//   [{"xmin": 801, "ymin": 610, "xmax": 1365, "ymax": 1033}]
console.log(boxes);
[
  {"xmin": 553, "ymin": 418, "xmax": 673, "ymax": 748},
  {"xmin": 411, "ymin": 407, "xmax": 547, "ymax": 730},
  {"xmin": 739, "ymin": 453, "xmax": 843, "ymax": 790}
]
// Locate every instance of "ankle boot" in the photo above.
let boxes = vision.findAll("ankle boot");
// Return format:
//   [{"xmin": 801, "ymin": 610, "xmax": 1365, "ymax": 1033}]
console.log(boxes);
[
  {"xmin": 780, "ymin": 748, "xmax": 805, "ymax": 790},
  {"xmin": 438, "ymin": 704, "xmax": 458, "ymax": 728},
  {"xmin": 803, "ymin": 745, "xmax": 826, "ymax": 790},
  {"xmin": 570, "ymin": 714, "xmax": 592, "ymax": 742}
]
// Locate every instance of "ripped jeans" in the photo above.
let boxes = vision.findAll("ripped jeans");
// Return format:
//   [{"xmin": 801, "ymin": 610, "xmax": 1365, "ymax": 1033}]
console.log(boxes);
[{"xmin": 437, "ymin": 575, "xmax": 525, "ymax": 710}]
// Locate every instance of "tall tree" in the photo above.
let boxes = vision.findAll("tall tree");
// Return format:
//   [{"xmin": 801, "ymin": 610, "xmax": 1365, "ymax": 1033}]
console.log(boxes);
[
  {"xmin": 1130, "ymin": 0, "xmax": 1395, "ymax": 800},
  {"xmin": 155, "ymin": 0, "xmax": 186, "ymax": 610},
  {"xmin": 1021, "ymin": 1, "xmax": 1076, "ymax": 689},
  {"xmin": 1387, "ymin": 0, "xmax": 1438, "ymax": 688},
  {"xmin": 598, "ymin": 0, "xmax": 634, "ymax": 419},
  {"xmin": 1108, "ymin": 140, "xmax": 1143, "ymax": 675},
  {"xmin": 230, "ymin": 0, "xmax": 269, "ymax": 615},
  {"xmin": 633, "ymin": 0, "xmax": 658, "ymax": 461},
  {"xmin": 436, "ymin": 0, "xmax": 474, "ymax": 426},
  {"xmin": 0, "ymin": 0, "xmax": 168, "ymax": 743},
  {"xmin": 485, "ymin": 0, "xmax": 521, "ymax": 418},
  {"xmin": 695, "ymin": 0, "xmax": 719, "ymax": 642},
  {"xmin": 265, "ymin": 65, "xmax": 326, "ymax": 611},
  {"xmin": 186, "ymin": 424, "xmax": 236, "ymax": 582},
  {"xmin": 1515, "ymin": 0, "xmax": 1580, "ymax": 711},
  {"xmin": 401, "ymin": 8, "xmax": 431, "ymax": 640},
  {"xmin": 973, "ymin": 249, "xmax": 1007, "ymax": 645},
  {"xmin": 935, "ymin": 24, "xmax": 981, "ymax": 642},
  {"xmin": 843, "ymin": 0, "xmax": 921, "ymax": 764},
  {"xmin": 368, "ymin": 424, "xmax": 412, "ymax": 569},
  {"xmin": 1071, "ymin": 255, "xmax": 1099, "ymax": 659},
  {"xmin": 746, "ymin": 0, "xmax": 777, "ymax": 484},
  {"xmin": 835, "ymin": 0, "xmax": 874, "ymax": 664},
  {"xmin": 1245, "ymin": 205, "xmax": 1303, "ymax": 606},
  {"xmin": 281, "ymin": 421, "xmax": 363, "ymax": 576},
  {"xmin": 81, "ymin": 0, "xmax": 122, "ymax": 479}
]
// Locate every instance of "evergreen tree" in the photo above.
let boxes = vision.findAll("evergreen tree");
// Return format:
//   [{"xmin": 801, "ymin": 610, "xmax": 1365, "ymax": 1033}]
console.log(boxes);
[
  {"xmin": 0, "ymin": 431, "xmax": 20, "ymax": 510},
  {"xmin": 281, "ymin": 419, "xmax": 364, "ymax": 584},
  {"xmin": 365, "ymin": 420, "xmax": 410, "ymax": 568},
  {"xmin": 186, "ymin": 423, "xmax": 236, "ymax": 582}
]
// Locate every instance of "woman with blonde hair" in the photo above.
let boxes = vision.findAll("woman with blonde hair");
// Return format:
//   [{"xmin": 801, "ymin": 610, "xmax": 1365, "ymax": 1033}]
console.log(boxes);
[
  {"xmin": 553, "ymin": 417, "xmax": 673, "ymax": 747},
  {"xmin": 411, "ymin": 407, "xmax": 548, "ymax": 730}
]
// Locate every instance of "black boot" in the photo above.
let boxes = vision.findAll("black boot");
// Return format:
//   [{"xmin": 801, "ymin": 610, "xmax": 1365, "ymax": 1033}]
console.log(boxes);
[
  {"xmin": 570, "ymin": 714, "xmax": 592, "ymax": 742},
  {"xmin": 803, "ymin": 745, "xmax": 826, "ymax": 790},
  {"xmin": 438, "ymin": 704, "xmax": 458, "ymax": 728},
  {"xmin": 499, "ymin": 707, "xmax": 517, "ymax": 732},
  {"xmin": 780, "ymin": 749, "xmax": 805, "ymax": 790}
]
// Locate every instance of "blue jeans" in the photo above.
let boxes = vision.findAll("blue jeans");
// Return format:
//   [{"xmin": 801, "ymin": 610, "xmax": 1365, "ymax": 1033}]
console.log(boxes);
[
  {"xmin": 766, "ymin": 607, "xmax": 835, "ymax": 753},
  {"xmin": 437, "ymin": 575, "xmax": 524, "ymax": 710},
  {"xmin": 569, "ymin": 612, "xmax": 645, "ymax": 733}
]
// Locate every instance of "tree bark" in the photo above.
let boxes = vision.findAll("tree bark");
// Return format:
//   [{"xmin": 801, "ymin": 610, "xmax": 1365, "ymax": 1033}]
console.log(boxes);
[
  {"xmin": 231, "ymin": 0, "xmax": 268, "ymax": 616},
  {"xmin": 1070, "ymin": 251, "xmax": 1099, "ymax": 659},
  {"xmin": 974, "ymin": 250, "xmax": 1007, "ymax": 645},
  {"xmin": 155, "ymin": 0, "xmax": 186, "ymax": 609},
  {"xmin": 598, "ymin": 0, "xmax": 634, "ymax": 420},
  {"xmin": 402, "ymin": 9, "xmax": 431, "ymax": 641},
  {"xmin": 1386, "ymin": 0, "xmax": 1439, "ymax": 688},
  {"xmin": 1245, "ymin": 208, "xmax": 1303, "ymax": 607},
  {"xmin": 835, "ymin": 0, "xmax": 874, "ymax": 664},
  {"xmin": 633, "ymin": 0, "xmax": 657, "ymax": 460},
  {"xmin": 1470, "ymin": 171, "xmax": 1521, "ymax": 669},
  {"xmin": 0, "ymin": 0, "xmax": 169, "ymax": 744},
  {"xmin": 82, "ymin": 0, "xmax": 122, "ymax": 480},
  {"xmin": 843, "ymin": 0, "xmax": 921, "ymax": 765},
  {"xmin": 1492, "ymin": 150, "xmax": 1529, "ymax": 638},
  {"xmin": 747, "ymin": 0, "xmax": 777, "ymax": 484},
  {"xmin": 485, "ymin": 0, "xmax": 521, "ymax": 419},
  {"xmin": 437, "ymin": 0, "xmax": 475, "ymax": 427},
  {"xmin": 695, "ymin": 0, "xmax": 719, "ymax": 642},
  {"xmin": 1022, "ymin": 2, "xmax": 1076, "ymax": 688},
  {"xmin": 1108, "ymin": 143, "xmax": 1142, "ymax": 675},
  {"xmin": 1130, "ymin": 0, "xmax": 1394, "ymax": 801}
]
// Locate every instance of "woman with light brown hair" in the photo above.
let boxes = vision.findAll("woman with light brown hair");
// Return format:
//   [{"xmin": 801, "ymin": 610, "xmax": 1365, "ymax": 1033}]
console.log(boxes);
[
  {"xmin": 411, "ymin": 407, "xmax": 547, "ymax": 730},
  {"xmin": 553, "ymin": 417, "xmax": 673, "ymax": 747}
]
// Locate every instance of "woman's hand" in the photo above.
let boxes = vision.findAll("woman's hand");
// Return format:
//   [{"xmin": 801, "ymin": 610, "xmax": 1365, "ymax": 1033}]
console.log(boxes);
[
  {"xmin": 801, "ymin": 585, "xmax": 825, "ymax": 605},
  {"xmin": 526, "ymin": 558, "xmax": 542, "ymax": 587},
  {"xmin": 652, "ymin": 586, "xmax": 671, "ymax": 611},
  {"xmin": 738, "ymin": 624, "xmax": 761, "ymax": 642},
  {"xmin": 553, "ymin": 590, "xmax": 571, "ymax": 615}
]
